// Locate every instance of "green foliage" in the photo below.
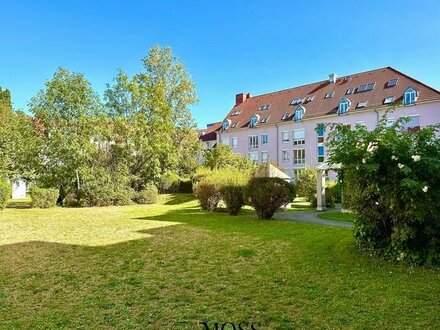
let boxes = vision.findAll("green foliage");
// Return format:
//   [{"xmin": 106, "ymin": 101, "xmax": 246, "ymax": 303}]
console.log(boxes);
[
  {"xmin": 29, "ymin": 186, "xmax": 58, "ymax": 208},
  {"xmin": 219, "ymin": 185, "xmax": 244, "ymax": 215},
  {"xmin": 295, "ymin": 167, "xmax": 316, "ymax": 202},
  {"xmin": 158, "ymin": 172, "xmax": 180, "ymax": 193},
  {"xmin": 327, "ymin": 114, "xmax": 440, "ymax": 266},
  {"xmin": 203, "ymin": 144, "xmax": 256, "ymax": 172},
  {"xmin": 0, "ymin": 181, "xmax": 11, "ymax": 210},
  {"xmin": 243, "ymin": 177, "xmax": 295, "ymax": 219},
  {"xmin": 193, "ymin": 182, "xmax": 221, "ymax": 212},
  {"xmin": 134, "ymin": 183, "xmax": 158, "ymax": 204},
  {"xmin": 178, "ymin": 178, "xmax": 193, "ymax": 193},
  {"xmin": 329, "ymin": 181, "xmax": 342, "ymax": 203}
]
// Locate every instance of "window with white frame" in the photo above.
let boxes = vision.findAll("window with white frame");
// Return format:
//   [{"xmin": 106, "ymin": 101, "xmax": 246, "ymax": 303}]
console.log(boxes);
[
  {"xmin": 221, "ymin": 138, "xmax": 229, "ymax": 145},
  {"xmin": 293, "ymin": 129, "xmax": 305, "ymax": 145},
  {"xmin": 282, "ymin": 131, "xmax": 289, "ymax": 143},
  {"xmin": 248, "ymin": 135, "xmax": 258, "ymax": 149},
  {"xmin": 293, "ymin": 149, "xmax": 305, "ymax": 165},
  {"xmin": 261, "ymin": 151, "xmax": 269, "ymax": 163},
  {"xmin": 403, "ymin": 87, "xmax": 418, "ymax": 106},
  {"xmin": 261, "ymin": 134, "xmax": 268, "ymax": 145},
  {"xmin": 231, "ymin": 137, "xmax": 238, "ymax": 148},
  {"xmin": 293, "ymin": 168, "xmax": 305, "ymax": 179},
  {"xmin": 403, "ymin": 115, "xmax": 420, "ymax": 131},
  {"xmin": 338, "ymin": 98, "xmax": 351, "ymax": 115},
  {"xmin": 249, "ymin": 152, "xmax": 258, "ymax": 162},
  {"xmin": 294, "ymin": 106, "xmax": 305, "ymax": 122},
  {"xmin": 282, "ymin": 150, "xmax": 289, "ymax": 161}
]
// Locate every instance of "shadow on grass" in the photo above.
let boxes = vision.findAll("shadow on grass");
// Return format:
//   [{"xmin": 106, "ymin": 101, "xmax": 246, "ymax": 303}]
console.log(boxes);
[
  {"xmin": 163, "ymin": 193, "xmax": 197, "ymax": 205},
  {"xmin": 7, "ymin": 200, "xmax": 31, "ymax": 209}
]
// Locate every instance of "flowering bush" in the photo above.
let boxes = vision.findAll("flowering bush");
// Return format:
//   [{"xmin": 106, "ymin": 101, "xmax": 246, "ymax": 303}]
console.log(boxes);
[{"xmin": 327, "ymin": 115, "xmax": 440, "ymax": 266}]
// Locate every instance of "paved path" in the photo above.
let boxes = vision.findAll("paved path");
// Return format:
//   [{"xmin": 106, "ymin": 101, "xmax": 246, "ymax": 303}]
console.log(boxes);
[{"xmin": 274, "ymin": 209, "xmax": 353, "ymax": 228}]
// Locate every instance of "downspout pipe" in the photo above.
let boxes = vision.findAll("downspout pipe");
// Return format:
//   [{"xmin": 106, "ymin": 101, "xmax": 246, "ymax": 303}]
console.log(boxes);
[{"xmin": 275, "ymin": 123, "xmax": 279, "ymax": 166}]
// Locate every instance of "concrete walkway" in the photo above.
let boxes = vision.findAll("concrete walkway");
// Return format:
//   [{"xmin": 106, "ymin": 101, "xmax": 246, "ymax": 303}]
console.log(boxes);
[{"xmin": 274, "ymin": 209, "xmax": 353, "ymax": 228}]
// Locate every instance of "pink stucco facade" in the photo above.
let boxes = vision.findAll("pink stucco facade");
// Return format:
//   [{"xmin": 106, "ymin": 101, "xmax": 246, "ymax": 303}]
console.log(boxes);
[{"xmin": 217, "ymin": 101, "xmax": 440, "ymax": 179}]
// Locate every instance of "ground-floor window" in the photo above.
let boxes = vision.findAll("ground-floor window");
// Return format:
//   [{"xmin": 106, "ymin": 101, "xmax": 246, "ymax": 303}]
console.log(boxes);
[{"xmin": 293, "ymin": 149, "xmax": 305, "ymax": 165}]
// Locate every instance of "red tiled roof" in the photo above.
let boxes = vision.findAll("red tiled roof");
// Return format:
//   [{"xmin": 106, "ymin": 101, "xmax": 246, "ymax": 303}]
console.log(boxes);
[
  {"xmin": 199, "ymin": 121, "xmax": 222, "ymax": 142},
  {"xmin": 223, "ymin": 67, "xmax": 440, "ymax": 129}
]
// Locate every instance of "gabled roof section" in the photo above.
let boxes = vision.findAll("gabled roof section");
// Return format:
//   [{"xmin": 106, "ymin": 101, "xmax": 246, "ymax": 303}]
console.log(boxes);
[
  {"xmin": 222, "ymin": 67, "xmax": 440, "ymax": 130},
  {"xmin": 199, "ymin": 122, "xmax": 222, "ymax": 142}
]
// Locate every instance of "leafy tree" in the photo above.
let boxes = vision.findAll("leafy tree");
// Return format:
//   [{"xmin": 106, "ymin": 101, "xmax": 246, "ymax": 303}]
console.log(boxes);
[
  {"xmin": 105, "ymin": 46, "xmax": 201, "ymax": 188},
  {"xmin": 203, "ymin": 144, "xmax": 255, "ymax": 172},
  {"xmin": 28, "ymin": 67, "xmax": 104, "ymax": 189}
]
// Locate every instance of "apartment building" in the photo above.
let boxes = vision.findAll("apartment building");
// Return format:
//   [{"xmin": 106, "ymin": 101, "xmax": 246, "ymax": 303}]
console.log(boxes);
[{"xmin": 216, "ymin": 67, "xmax": 440, "ymax": 178}]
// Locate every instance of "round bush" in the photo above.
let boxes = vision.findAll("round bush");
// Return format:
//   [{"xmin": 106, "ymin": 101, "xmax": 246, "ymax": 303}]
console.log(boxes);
[
  {"xmin": 30, "ymin": 186, "xmax": 58, "ymax": 208},
  {"xmin": 0, "ymin": 181, "xmax": 11, "ymax": 210},
  {"xmin": 158, "ymin": 172, "xmax": 180, "ymax": 193},
  {"xmin": 243, "ymin": 177, "xmax": 295, "ymax": 219},
  {"xmin": 178, "ymin": 179, "xmax": 193, "ymax": 193},
  {"xmin": 135, "ymin": 183, "xmax": 159, "ymax": 204},
  {"xmin": 193, "ymin": 182, "xmax": 221, "ymax": 212},
  {"xmin": 219, "ymin": 185, "xmax": 244, "ymax": 215}
]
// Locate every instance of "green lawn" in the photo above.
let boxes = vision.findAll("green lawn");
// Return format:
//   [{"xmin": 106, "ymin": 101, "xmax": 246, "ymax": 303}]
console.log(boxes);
[
  {"xmin": 0, "ymin": 195, "xmax": 439, "ymax": 329},
  {"xmin": 318, "ymin": 211, "xmax": 355, "ymax": 222}
]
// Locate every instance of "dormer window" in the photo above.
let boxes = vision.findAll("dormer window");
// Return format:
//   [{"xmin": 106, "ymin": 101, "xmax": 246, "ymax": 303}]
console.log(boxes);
[
  {"xmin": 281, "ymin": 113, "xmax": 290, "ymax": 120},
  {"xmin": 403, "ymin": 87, "xmax": 418, "ymax": 106},
  {"xmin": 290, "ymin": 98, "xmax": 304, "ymax": 105},
  {"xmin": 293, "ymin": 106, "xmax": 305, "ymax": 122},
  {"xmin": 325, "ymin": 92, "xmax": 334, "ymax": 99},
  {"xmin": 338, "ymin": 98, "xmax": 351, "ymax": 115},
  {"xmin": 259, "ymin": 104, "xmax": 270, "ymax": 111},
  {"xmin": 222, "ymin": 119, "xmax": 231, "ymax": 131},
  {"xmin": 249, "ymin": 114, "xmax": 260, "ymax": 128}
]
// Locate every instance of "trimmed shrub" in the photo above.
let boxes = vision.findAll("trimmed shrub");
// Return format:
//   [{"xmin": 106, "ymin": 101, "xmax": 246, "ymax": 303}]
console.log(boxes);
[
  {"xmin": 330, "ymin": 181, "xmax": 342, "ymax": 203},
  {"xmin": 134, "ymin": 183, "xmax": 158, "ymax": 204},
  {"xmin": 243, "ymin": 177, "xmax": 295, "ymax": 219},
  {"xmin": 30, "ymin": 186, "xmax": 58, "ymax": 208},
  {"xmin": 158, "ymin": 172, "xmax": 180, "ymax": 193},
  {"xmin": 0, "ymin": 181, "xmax": 11, "ymax": 210},
  {"xmin": 219, "ymin": 185, "xmax": 244, "ymax": 215},
  {"xmin": 193, "ymin": 182, "xmax": 221, "ymax": 212},
  {"xmin": 178, "ymin": 179, "xmax": 193, "ymax": 193}
]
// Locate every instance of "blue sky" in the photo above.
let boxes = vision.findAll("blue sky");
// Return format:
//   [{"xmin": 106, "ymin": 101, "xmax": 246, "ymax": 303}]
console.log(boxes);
[{"xmin": 1, "ymin": 0, "xmax": 440, "ymax": 128}]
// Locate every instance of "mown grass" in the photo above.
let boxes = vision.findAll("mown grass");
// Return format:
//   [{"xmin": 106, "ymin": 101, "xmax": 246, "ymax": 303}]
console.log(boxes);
[
  {"xmin": 318, "ymin": 211, "xmax": 355, "ymax": 222},
  {"xmin": 0, "ymin": 194, "xmax": 439, "ymax": 329}
]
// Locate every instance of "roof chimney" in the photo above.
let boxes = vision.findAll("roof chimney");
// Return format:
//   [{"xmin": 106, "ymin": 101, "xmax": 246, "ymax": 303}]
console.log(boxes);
[
  {"xmin": 235, "ymin": 92, "xmax": 251, "ymax": 105},
  {"xmin": 329, "ymin": 73, "xmax": 337, "ymax": 84}
]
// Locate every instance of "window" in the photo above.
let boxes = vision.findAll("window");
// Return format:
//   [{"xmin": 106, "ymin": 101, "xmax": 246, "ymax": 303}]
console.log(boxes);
[
  {"xmin": 249, "ymin": 152, "xmax": 258, "ymax": 162},
  {"xmin": 317, "ymin": 126, "xmax": 325, "ymax": 143},
  {"xmin": 231, "ymin": 137, "xmax": 238, "ymax": 148},
  {"xmin": 261, "ymin": 134, "xmax": 268, "ymax": 145},
  {"xmin": 294, "ymin": 168, "xmax": 305, "ymax": 179},
  {"xmin": 222, "ymin": 119, "xmax": 231, "ymax": 131},
  {"xmin": 259, "ymin": 104, "xmax": 270, "ymax": 111},
  {"xmin": 306, "ymin": 95, "xmax": 315, "ymax": 102},
  {"xmin": 249, "ymin": 114, "xmax": 259, "ymax": 127},
  {"xmin": 293, "ymin": 129, "xmax": 305, "ymax": 145},
  {"xmin": 261, "ymin": 151, "xmax": 269, "ymax": 163},
  {"xmin": 358, "ymin": 82, "xmax": 375, "ymax": 92},
  {"xmin": 248, "ymin": 135, "xmax": 258, "ymax": 149},
  {"xmin": 231, "ymin": 121, "xmax": 239, "ymax": 128},
  {"xmin": 346, "ymin": 88, "xmax": 355, "ymax": 95},
  {"xmin": 290, "ymin": 98, "xmax": 304, "ymax": 105},
  {"xmin": 293, "ymin": 149, "xmax": 305, "ymax": 165},
  {"xmin": 282, "ymin": 131, "xmax": 290, "ymax": 143},
  {"xmin": 221, "ymin": 138, "xmax": 230, "ymax": 146},
  {"xmin": 356, "ymin": 101, "xmax": 368, "ymax": 109},
  {"xmin": 261, "ymin": 117, "xmax": 269, "ymax": 124},
  {"xmin": 318, "ymin": 146, "xmax": 325, "ymax": 162},
  {"xmin": 281, "ymin": 113, "xmax": 290, "ymax": 120},
  {"xmin": 282, "ymin": 150, "xmax": 290, "ymax": 161},
  {"xmin": 403, "ymin": 87, "xmax": 418, "ymax": 106},
  {"xmin": 231, "ymin": 110, "xmax": 241, "ymax": 116},
  {"xmin": 325, "ymin": 92, "xmax": 334, "ymax": 99},
  {"xmin": 384, "ymin": 96, "xmax": 394, "ymax": 104},
  {"xmin": 387, "ymin": 78, "xmax": 399, "ymax": 87},
  {"xmin": 338, "ymin": 98, "xmax": 351, "ymax": 115},
  {"xmin": 403, "ymin": 115, "xmax": 420, "ymax": 131},
  {"xmin": 293, "ymin": 106, "xmax": 305, "ymax": 122}
]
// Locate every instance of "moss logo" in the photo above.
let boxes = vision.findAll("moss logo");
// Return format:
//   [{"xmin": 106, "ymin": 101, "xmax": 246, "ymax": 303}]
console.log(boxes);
[{"xmin": 200, "ymin": 322, "xmax": 261, "ymax": 330}]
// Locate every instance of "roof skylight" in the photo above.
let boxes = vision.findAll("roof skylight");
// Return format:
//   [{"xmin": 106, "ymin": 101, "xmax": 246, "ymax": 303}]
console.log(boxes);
[
  {"xmin": 325, "ymin": 92, "xmax": 334, "ymax": 99},
  {"xmin": 358, "ymin": 83, "xmax": 376, "ymax": 92},
  {"xmin": 387, "ymin": 78, "xmax": 399, "ymax": 87},
  {"xmin": 356, "ymin": 101, "xmax": 368, "ymax": 109},
  {"xmin": 258, "ymin": 104, "xmax": 270, "ymax": 111},
  {"xmin": 384, "ymin": 96, "xmax": 394, "ymax": 104}
]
